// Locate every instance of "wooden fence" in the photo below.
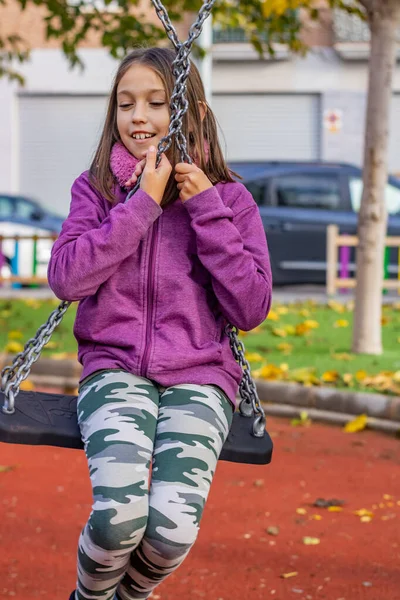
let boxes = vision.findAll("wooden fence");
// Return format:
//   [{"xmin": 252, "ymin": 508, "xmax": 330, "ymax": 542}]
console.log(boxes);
[
  {"xmin": 326, "ymin": 224, "xmax": 400, "ymax": 295},
  {"xmin": 0, "ymin": 234, "xmax": 57, "ymax": 286}
]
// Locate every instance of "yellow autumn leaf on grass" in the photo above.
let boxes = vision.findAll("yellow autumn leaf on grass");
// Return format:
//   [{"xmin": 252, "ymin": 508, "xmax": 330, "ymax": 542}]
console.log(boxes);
[
  {"xmin": 267, "ymin": 310, "xmax": 279, "ymax": 321},
  {"xmin": 272, "ymin": 328, "xmax": 287, "ymax": 338},
  {"xmin": 303, "ymin": 320, "xmax": 319, "ymax": 329},
  {"xmin": 343, "ymin": 373, "xmax": 353, "ymax": 386},
  {"xmin": 5, "ymin": 341, "xmax": 24, "ymax": 354},
  {"xmin": 327, "ymin": 300, "xmax": 346, "ymax": 313},
  {"xmin": 290, "ymin": 367, "xmax": 320, "ymax": 386},
  {"xmin": 8, "ymin": 330, "xmax": 23, "ymax": 340},
  {"xmin": 303, "ymin": 537, "xmax": 320, "ymax": 545},
  {"xmin": 334, "ymin": 319, "xmax": 349, "ymax": 328},
  {"xmin": 344, "ymin": 414, "xmax": 368, "ymax": 433},
  {"xmin": 295, "ymin": 323, "xmax": 312, "ymax": 336},
  {"xmin": 245, "ymin": 352, "xmax": 264, "ymax": 363},
  {"xmin": 276, "ymin": 306, "xmax": 289, "ymax": 315},
  {"xmin": 355, "ymin": 370, "xmax": 368, "ymax": 382},
  {"xmin": 321, "ymin": 370, "xmax": 339, "ymax": 383},
  {"xmin": 257, "ymin": 364, "xmax": 287, "ymax": 381},
  {"xmin": 277, "ymin": 342, "xmax": 293, "ymax": 355},
  {"xmin": 284, "ymin": 324, "xmax": 296, "ymax": 335},
  {"xmin": 299, "ymin": 309, "xmax": 310, "ymax": 317}
]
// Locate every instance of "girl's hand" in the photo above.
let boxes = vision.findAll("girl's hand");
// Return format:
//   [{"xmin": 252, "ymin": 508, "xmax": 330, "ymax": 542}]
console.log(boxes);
[
  {"xmin": 140, "ymin": 146, "xmax": 172, "ymax": 206},
  {"xmin": 175, "ymin": 163, "xmax": 213, "ymax": 202},
  {"xmin": 124, "ymin": 158, "xmax": 146, "ymax": 188}
]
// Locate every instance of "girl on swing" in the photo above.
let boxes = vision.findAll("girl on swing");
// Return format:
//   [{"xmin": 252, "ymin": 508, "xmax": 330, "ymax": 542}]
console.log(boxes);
[{"xmin": 48, "ymin": 46, "xmax": 272, "ymax": 600}]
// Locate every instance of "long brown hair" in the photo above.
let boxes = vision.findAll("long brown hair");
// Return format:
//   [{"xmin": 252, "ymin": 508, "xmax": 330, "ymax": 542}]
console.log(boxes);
[{"xmin": 89, "ymin": 47, "xmax": 237, "ymax": 206}]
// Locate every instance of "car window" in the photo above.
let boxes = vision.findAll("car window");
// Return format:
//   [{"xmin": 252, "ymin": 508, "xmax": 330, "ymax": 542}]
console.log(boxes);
[
  {"xmin": 349, "ymin": 177, "xmax": 400, "ymax": 214},
  {"xmin": 244, "ymin": 181, "xmax": 265, "ymax": 206},
  {"xmin": 0, "ymin": 197, "xmax": 13, "ymax": 218},
  {"xmin": 273, "ymin": 174, "xmax": 342, "ymax": 210},
  {"xmin": 15, "ymin": 198, "xmax": 41, "ymax": 220}
]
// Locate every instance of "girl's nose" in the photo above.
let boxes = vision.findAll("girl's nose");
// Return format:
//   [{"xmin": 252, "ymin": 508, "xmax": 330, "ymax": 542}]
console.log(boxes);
[{"xmin": 132, "ymin": 104, "xmax": 147, "ymax": 123}]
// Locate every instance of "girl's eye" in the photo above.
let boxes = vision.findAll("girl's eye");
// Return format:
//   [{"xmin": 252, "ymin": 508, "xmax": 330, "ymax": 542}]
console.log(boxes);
[
  {"xmin": 119, "ymin": 104, "xmax": 133, "ymax": 109},
  {"xmin": 150, "ymin": 102, "xmax": 165, "ymax": 107}
]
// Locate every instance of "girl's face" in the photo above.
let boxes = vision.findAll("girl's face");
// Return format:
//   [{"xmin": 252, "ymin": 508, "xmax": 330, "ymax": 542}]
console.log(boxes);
[{"xmin": 116, "ymin": 63, "xmax": 170, "ymax": 159}]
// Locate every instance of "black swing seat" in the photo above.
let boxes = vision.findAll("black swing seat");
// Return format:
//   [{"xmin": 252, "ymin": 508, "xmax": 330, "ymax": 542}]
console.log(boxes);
[{"xmin": 0, "ymin": 390, "xmax": 273, "ymax": 465}]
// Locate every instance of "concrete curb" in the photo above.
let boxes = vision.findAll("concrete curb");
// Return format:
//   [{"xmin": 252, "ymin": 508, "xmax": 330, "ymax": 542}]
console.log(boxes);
[
  {"xmin": 255, "ymin": 380, "xmax": 400, "ymax": 422},
  {"xmin": 262, "ymin": 403, "xmax": 400, "ymax": 434},
  {"xmin": 2, "ymin": 355, "xmax": 400, "ymax": 426}
]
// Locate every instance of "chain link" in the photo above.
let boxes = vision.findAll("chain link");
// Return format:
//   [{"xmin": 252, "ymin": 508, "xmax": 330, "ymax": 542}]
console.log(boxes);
[
  {"xmin": 1, "ymin": 0, "xmax": 267, "ymax": 438},
  {"xmin": 1, "ymin": 300, "xmax": 71, "ymax": 413}
]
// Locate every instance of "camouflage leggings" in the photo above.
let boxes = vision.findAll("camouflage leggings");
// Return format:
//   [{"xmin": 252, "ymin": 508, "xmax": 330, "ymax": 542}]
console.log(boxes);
[{"xmin": 75, "ymin": 369, "xmax": 233, "ymax": 600}]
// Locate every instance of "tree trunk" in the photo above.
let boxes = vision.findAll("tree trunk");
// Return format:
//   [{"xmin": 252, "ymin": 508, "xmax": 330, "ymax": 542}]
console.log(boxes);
[{"xmin": 352, "ymin": 0, "xmax": 400, "ymax": 355}]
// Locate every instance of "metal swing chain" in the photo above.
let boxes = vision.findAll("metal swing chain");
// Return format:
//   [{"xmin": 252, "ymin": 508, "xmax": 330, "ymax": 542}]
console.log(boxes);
[
  {"xmin": 1, "ymin": 0, "xmax": 267, "ymax": 438},
  {"xmin": 1, "ymin": 300, "xmax": 71, "ymax": 414}
]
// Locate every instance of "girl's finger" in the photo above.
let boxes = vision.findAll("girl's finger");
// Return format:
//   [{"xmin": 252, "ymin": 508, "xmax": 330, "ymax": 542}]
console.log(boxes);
[
  {"xmin": 144, "ymin": 146, "xmax": 156, "ymax": 171},
  {"xmin": 175, "ymin": 162, "xmax": 198, "ymax": 174},
  {"xmin": 175, "ymin": 174, "xmax": 186, "ymax": 183}
]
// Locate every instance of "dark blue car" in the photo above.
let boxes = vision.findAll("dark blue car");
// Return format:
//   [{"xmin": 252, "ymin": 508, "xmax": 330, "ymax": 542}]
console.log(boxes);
[{"xmin": 229, "ymin": 161, "xmax": 400, "ymax": 285}]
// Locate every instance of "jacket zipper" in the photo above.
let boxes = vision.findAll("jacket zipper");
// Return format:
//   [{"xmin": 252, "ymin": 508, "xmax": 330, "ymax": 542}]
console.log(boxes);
[{"xmin": 141, "ymin": 219, "xmax": 159, "ymax": 376}]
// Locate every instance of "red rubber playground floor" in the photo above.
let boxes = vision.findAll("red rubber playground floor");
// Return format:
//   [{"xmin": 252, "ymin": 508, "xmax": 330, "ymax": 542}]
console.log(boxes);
[{"xmin": 0, "ymin": 415, "xmax": 399, "ymax": 600}]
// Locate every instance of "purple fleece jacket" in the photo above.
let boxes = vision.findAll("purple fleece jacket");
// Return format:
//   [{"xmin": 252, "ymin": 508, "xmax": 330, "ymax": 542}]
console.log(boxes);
[{"xmin": 47, "ymin": 151, "xmax": 272, "ymax": 407}]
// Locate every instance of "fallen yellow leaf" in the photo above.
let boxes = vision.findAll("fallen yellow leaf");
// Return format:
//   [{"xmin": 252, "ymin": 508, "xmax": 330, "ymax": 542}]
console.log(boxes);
[
  {"xmin": 344, "ymin": 414, "xmax": 368, "ymax": 433},
  {"xmin": 303, "ymin": 537, "xmax": 320, "ymax": 545},
  {"xmin": 245, "ymin": 352, "xmax": 264, "ymax": 363},
  {"xmin": 310, "ymin": 514, "xmax": 323, "ymax": 520},
  {"xmin": 8, "ymin": 330, "xmax": 23, "ymax": 340},
  {"xmin": 267, "ymin": 310, "xmax": 279, "ymax": 321},
  {"xmin": 321, "ymin": 370, "xmax": 339, "ymax": 383},
  {"xmin": 272, "ymin": 328, "xmax": 287, "ymax": 338},
  {"xmin": 328, "ymin": 506, "xmax": 343, "ymax": 512},
  {"xmin": 327, "ymin": 300, "xmax": 346, "ymax": 313},
  {"xmin": 296, "ymin": 508, "xmax": 307, "ymax": 515},
  {"xmin": 277, "ymin": 342, "xmax": 293, "ymax": 354},
  {"xmin": 280, "ymin": 571, "xmax": 298, "ymax": 579},
  {"xmin": 303, "ymin": 319, "xmax": 319, "ymax": 329},
  {"xmin": 354, "ymin": 509, "xmax": 374, "ymax": 517},
  {"xmin": 355, "ymin": 370, "xmax": 368, "ymax": 382},
  {"xmin": 5, "ymin": 341, "xmax": 24, "ymax": 354},
  {"xmin": 334, "ymin": 319, "xmax": 349, "ymax": 328}
]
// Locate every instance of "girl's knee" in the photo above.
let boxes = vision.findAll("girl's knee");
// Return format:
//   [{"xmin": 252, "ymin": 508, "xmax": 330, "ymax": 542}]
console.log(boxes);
[
  {"xmin": 89, "ymin": 507, "xmax": 149, "ymax": 552},
  {"xmin": 143, "ymin": 511, "xmax": 199, "ymax": 562}
]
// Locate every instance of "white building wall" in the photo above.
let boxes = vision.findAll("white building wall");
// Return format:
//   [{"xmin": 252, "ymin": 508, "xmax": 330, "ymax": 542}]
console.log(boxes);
[{"xmin": 1, "ymin": 47, "xmax": 400, "ymax": 204}]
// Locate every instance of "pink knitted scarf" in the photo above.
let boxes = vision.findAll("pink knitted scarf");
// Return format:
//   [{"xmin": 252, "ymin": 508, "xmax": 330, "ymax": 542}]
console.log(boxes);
[
  {"xmin": 110, "ymin": 142, "xmax": 140, "ymax": 190},
  {"xmin": 110, "ymin": 140, "xmax": 210, "ymax": 190}
]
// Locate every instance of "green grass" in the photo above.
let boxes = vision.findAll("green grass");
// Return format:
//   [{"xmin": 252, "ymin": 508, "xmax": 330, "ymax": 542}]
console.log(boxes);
[
  {"xmin": 0, "ymin": 299, "xmax": 78, "ymax": 356},
  {"xmin": 242, "ymin": 300, "xmax": 400, "ymax": 393},
  {"xmin": 2, "ymin": 297, "xmax": 400, "ymax": 394}
]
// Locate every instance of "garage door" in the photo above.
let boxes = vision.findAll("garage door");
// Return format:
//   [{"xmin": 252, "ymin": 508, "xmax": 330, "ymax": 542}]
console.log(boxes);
[
  {"xmin": 212, "ymin": 93, "xmax": 321, "ymax": 162},
  {"xmin": 18, "ymin": 94, "xmax": 108, "ymax": 217},
  {"xmin": 389, "ymin": 94, "xmax": 400, "ymax": 176}
]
